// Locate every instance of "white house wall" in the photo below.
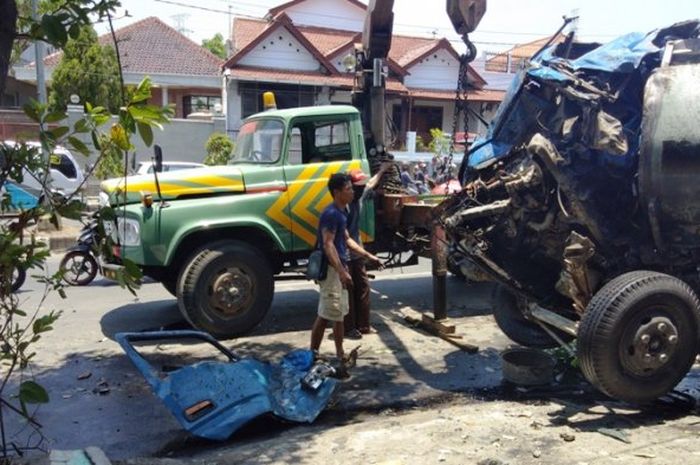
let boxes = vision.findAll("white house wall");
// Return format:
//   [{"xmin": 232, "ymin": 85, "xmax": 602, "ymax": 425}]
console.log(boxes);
[
  {"xmin": 330, "ymin": 46, "xmax": 355, "ymax": 73},
  {"xmin": 404, "ymin": 49, "xmax": 460, "ymax": 90},
  {"xmin": 226, "ymin": 79, "xmax": 242, "ymax": 133},
  {"xmin": 239, "ymin": 27, "xmax": 321, "ymax": 72},
  {"xmin": 284, "ymin": 0, "xmax": 365, "ymax": 31}
]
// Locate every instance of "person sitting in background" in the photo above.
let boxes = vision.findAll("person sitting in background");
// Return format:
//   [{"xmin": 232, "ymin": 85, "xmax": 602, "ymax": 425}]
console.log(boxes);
[{"xmin": 400, "ymin": 163, "xmax": 418, "ymax": 194}]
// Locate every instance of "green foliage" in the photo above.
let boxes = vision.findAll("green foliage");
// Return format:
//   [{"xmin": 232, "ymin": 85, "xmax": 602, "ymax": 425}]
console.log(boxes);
[
  {"xmin": 428, "ymin": 128, "xmax": 451, "ymax": 157},
  {"xmin": 204, "ymin": 132, "xmax": 234, "ymax": 165},
  {"xmin": 201, "ymin": 33, "xmax": 227, "ymax": 59},
  {"xmin": 48, "ymin": 25, "xmax": 121, "ymax": 113},
  {"xmin": 415, "ymin": 135, "xmax": 427, "ymax": 152}
]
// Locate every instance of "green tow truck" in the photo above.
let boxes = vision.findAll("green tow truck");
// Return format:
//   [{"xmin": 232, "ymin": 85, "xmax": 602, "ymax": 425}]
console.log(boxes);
[
  {"xmin": 101, "ymin": 105, "xmax": 386, "ymax": 337},
  {"xmin": 100, "ymin": 0, "xmax": 487, "ymax": 338}
]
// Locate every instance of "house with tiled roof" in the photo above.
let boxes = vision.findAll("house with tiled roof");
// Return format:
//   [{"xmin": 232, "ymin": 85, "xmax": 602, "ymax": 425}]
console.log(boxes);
[
  {"xmin": 485, "ymin": 34, "xmax": 566, "ymax": 74},
  {"xmin": 223, "ymin": 0, "xmax": 505, "ymax": 145},
  {"xmin": 15, "ymin": 17, "xmax": 224, "ymax": 118}
]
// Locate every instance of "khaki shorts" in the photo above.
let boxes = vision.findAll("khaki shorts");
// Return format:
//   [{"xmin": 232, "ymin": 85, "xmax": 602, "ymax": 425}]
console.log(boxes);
[{"xmin": 317, "ymin": 266, "xmax": 349, "ymax": 322}]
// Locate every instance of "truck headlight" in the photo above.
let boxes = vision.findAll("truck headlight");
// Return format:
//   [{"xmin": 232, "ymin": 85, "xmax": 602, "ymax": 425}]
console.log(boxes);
[{"xmin": 116, "ymin": 217, "xmax": 141, "ymax": 246}]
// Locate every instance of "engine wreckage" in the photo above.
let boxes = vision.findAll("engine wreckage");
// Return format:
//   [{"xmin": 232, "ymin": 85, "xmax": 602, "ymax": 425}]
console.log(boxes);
[{"xmin": 440, "ymin": 20, "xmax": 700, "ymax": 403}]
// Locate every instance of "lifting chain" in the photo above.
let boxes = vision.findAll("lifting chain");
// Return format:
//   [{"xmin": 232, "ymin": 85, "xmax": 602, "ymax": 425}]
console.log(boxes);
[{"xmin": 438, "ymin": 39, "xmax": 477, "ymax": 190}]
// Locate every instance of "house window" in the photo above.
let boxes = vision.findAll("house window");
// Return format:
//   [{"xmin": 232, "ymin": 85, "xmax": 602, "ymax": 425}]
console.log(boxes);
[
  {"xmin": 183, "ymin": 95, "xmax": 222, "ymax": 117},
  {"xmin": 239, "ymin": 82, "xmax": 315, "ymax": 118}
]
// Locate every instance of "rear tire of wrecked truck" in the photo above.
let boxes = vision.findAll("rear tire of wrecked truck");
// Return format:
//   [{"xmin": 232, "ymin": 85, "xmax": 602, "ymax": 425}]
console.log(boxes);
[
  {"xmin": 578, "ymin": 271, "xmax": 700, "ymax": 404},
  {"xmin": 492, "ymin": 284, "xmax": 570, "ymax": 349},
  {"xmin": 178, "ymin": 240, "xmax": 274, "ymax": 339}
]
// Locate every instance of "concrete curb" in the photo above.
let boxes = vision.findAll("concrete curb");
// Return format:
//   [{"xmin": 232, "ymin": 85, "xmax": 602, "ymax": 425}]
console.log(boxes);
[{"xmin": 35, "ymin": 234, "xmax": 77, "ymax": 253}]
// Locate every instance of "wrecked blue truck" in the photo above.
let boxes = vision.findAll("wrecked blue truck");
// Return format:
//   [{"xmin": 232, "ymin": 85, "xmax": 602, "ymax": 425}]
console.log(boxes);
[{"xmin": 440, "ymin": 20, "xmax": 700, "ymax": 404}]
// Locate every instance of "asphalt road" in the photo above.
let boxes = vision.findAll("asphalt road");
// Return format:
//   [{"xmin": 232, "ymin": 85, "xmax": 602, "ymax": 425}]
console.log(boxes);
[
  {"xmin": 6, "ymin": 255, "xmax": 700, "ymax": 463},
  {"xmin": 8, "ymin": 255, "xmax": 498, "ymax": 459}
]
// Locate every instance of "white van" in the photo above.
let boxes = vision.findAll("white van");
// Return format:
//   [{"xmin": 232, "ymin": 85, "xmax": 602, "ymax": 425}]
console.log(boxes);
[{"xmin": 4, "ymin": 140, "xmax": 85, "ymax": 198}]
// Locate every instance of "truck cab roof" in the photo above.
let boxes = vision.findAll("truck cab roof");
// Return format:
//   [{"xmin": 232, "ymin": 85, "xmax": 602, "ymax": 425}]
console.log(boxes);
[{"xmin": 246, "ymin": 105, "xmax": 359, "ymax": 121}]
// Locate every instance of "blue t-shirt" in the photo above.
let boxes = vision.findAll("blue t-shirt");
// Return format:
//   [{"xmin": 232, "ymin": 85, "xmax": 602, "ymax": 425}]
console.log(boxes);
[{"xmin": 318, "ymin": 203, "xmax": 349, "ymax": 263}]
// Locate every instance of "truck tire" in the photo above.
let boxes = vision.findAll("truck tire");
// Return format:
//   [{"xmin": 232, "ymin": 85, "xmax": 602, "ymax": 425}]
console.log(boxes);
[
  {"xmin": 178, "ymin": 241, "xmax": 274, "ymax": 338},
  {"xmin": 578, "ymin": 271, "xmax": 700, "ymax": 404},
  {"xmin": 492, "ymin": 284, "xmax": 564, "ymax": 349}
]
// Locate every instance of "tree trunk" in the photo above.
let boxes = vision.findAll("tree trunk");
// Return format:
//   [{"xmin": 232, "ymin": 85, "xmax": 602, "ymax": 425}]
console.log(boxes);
[{"xmin": 0, "ymin": 0, "xmax": 18, "ymax": 97}]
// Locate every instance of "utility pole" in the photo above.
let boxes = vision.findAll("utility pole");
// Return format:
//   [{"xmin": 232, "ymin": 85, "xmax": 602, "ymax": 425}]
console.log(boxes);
[{"xmin": 31, "ymin": 0, "xmax": 47, "ymax": 104}]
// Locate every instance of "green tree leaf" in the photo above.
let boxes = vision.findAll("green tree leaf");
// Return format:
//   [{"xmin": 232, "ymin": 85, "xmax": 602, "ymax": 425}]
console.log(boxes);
[
  {"xmin": 19, "ymin": 380, "xmax": 49, "ymax": 404},
  {"xmin": 49, "ymin": 126, "xmax": 70, "ymax": 140},
  {"xmin": 67, "ymin": 136, "xmax": 90, "ymax": 156},
  {"xmin": 137, "ymin": 122, "xmax": 153, "ymax": 147},
  {"xmin": 47, "ymin": 25, "xmax": 121, "ymax": 114},
  {"xmin": 201, "ymin": 33, "xmax": 227, "ymax": 59},
  {"xmin": 41, "ymin": 15, "xmax": 68, "ymax": 46}
]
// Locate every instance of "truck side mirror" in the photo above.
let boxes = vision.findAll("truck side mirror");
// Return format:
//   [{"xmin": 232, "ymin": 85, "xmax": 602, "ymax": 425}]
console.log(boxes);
[
  {"xmin": 446, "ymin": 0, "xmax": 486, "ymax": 35},
  {"xmin": 154, "ymin": 145, "xmax": 163, "ymax": 173}
]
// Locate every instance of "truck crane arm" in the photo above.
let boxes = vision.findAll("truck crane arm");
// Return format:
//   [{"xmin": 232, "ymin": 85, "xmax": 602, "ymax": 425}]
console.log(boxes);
[{"xmin": 351, "ymin": 0, "xmax": 486, "ymax": 169}]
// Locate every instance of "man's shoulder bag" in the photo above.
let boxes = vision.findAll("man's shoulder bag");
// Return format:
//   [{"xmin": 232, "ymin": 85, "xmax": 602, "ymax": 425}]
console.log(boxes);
[{"xmin": 306, "ymin": 248, "xmax": 328, "ymax": 281}]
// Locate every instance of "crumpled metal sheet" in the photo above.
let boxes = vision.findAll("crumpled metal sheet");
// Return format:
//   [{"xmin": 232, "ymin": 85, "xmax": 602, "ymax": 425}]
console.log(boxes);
[
  {"xmin": 465, "ymin": 20, "xmax": 700, "ymax": 173},
  {"xmin": 116, "ymin": 331, "xmax": 337, "ymax": 441}
]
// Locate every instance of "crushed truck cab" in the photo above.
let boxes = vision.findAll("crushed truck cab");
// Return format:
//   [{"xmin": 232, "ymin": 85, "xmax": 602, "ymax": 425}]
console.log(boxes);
[{"xmin": 101, "ymin": 105, "xmax": 373, "ymax": 337}]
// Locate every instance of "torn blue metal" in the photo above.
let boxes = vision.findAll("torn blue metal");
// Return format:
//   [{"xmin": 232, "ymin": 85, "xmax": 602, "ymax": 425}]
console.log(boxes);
[
  {"xmin": 116, "ymin": 331, "xmax": 337, "ymax": 441},
  {"xmin": 465, "ymin": 22, "xmax": 697, "ymax": 172}
]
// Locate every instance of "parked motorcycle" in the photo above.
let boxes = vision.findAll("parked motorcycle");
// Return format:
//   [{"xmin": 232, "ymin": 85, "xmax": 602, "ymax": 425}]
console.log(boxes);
[
  {"xmin": 8, "ymin": 264, "xmax": 26, "ymax": 293},
  {"xmin": 59, "ymin": 212, "xmax": 100, "ymax": 286}
]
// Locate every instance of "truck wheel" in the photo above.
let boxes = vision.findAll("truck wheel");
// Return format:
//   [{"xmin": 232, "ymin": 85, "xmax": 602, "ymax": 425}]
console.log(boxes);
[
  {"xmin": 179, "ymin": 241, "xmax": 274, "ymax": 338},
  {"xmin": 492, "ymin": 284, "xmax": 565, "ymax": 349},
  {"xmin": 578, "ymin": 271, "xmax": 700, "ymax": 404}
]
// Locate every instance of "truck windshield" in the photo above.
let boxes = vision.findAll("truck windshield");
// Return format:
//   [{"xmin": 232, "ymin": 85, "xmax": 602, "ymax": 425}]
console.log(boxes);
[{"xmin": 230, "ymin": 119, "xmax": 284, "ymax": 164}]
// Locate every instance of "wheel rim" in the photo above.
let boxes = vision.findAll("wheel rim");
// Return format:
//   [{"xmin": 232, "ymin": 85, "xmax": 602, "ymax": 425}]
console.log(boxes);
[
  {"xmin": 64, "ymin": 254, "xmax": 95, "ymax": 283},
  {"xmin": 620, "ymin": 311, "xmax": 680, "ymax": 377},
  {"xmin": 207, "ymin": 266, "xmax": 254, "ymax": 318}
]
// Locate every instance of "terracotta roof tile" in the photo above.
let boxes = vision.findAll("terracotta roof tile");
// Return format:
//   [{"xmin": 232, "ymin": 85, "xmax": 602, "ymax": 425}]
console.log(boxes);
[
  {"xmin": 486, "ymin": 34, "xmax": 566, "ymax": 73},
  {"xmin": 233, "ymin": 17, "xmax": 268, "ymax": 52},
  {"xmin": 42, "ymin": 17, "xmax": 223, "ymax": 76},
  {"xmin": 389, "ymin": 35, "xmax": 437, "ymax": 65},
  {"xmin": 229, "ymin": 66, "xmax": 407, "ymax": 93},
  {"xmin": 297, "ymin": 25, "xmax": 357, "ymax": 56}
]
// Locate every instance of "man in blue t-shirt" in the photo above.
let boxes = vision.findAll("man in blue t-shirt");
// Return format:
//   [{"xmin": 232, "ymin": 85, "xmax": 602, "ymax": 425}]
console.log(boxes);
[{"xmin": 310, "ymin": 173, "xmax": 382, "ymax": 371}]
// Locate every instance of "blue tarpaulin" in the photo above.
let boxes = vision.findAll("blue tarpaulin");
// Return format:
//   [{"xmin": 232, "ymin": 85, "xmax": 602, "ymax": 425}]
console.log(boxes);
[{"xmin": 464, "ymin": 22, "xmax": 690, "ymax": 172}]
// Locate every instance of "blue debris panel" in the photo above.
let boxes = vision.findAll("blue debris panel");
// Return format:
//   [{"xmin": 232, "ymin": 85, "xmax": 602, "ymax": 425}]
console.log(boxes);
[{"xmin": 116, "ymin": 331, "xmax": 337, "ymax": 441}]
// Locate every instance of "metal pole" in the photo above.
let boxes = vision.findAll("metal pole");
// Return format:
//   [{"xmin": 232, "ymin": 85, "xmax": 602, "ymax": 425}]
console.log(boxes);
[
  {"xmin": 31, "ymin": 0, "xmax": 47, "ymax": 104},
  {"xmin": 431, "ymin": 223, "xmax": 448, "ymax": 321}
]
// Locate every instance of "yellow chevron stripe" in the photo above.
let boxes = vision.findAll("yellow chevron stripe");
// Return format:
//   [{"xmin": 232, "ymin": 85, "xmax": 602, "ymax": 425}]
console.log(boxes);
[
  {"xmin": 186, "ymin": 175, "xmax": 244, "ymax": 188},
  {"xmin": 265, "ymin": 160, "xmax": 366, "ymax": 248},
  {"xmin": 118, "ymin": 179, "xmax": 244, "ymax": 194},
  {"xmin": 265, "ymin": 165, "xmax": 321, "ymax": 240},
  {"xmin": 292, "ymin": 163, "xmax": 339, "ymax": 232}
]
